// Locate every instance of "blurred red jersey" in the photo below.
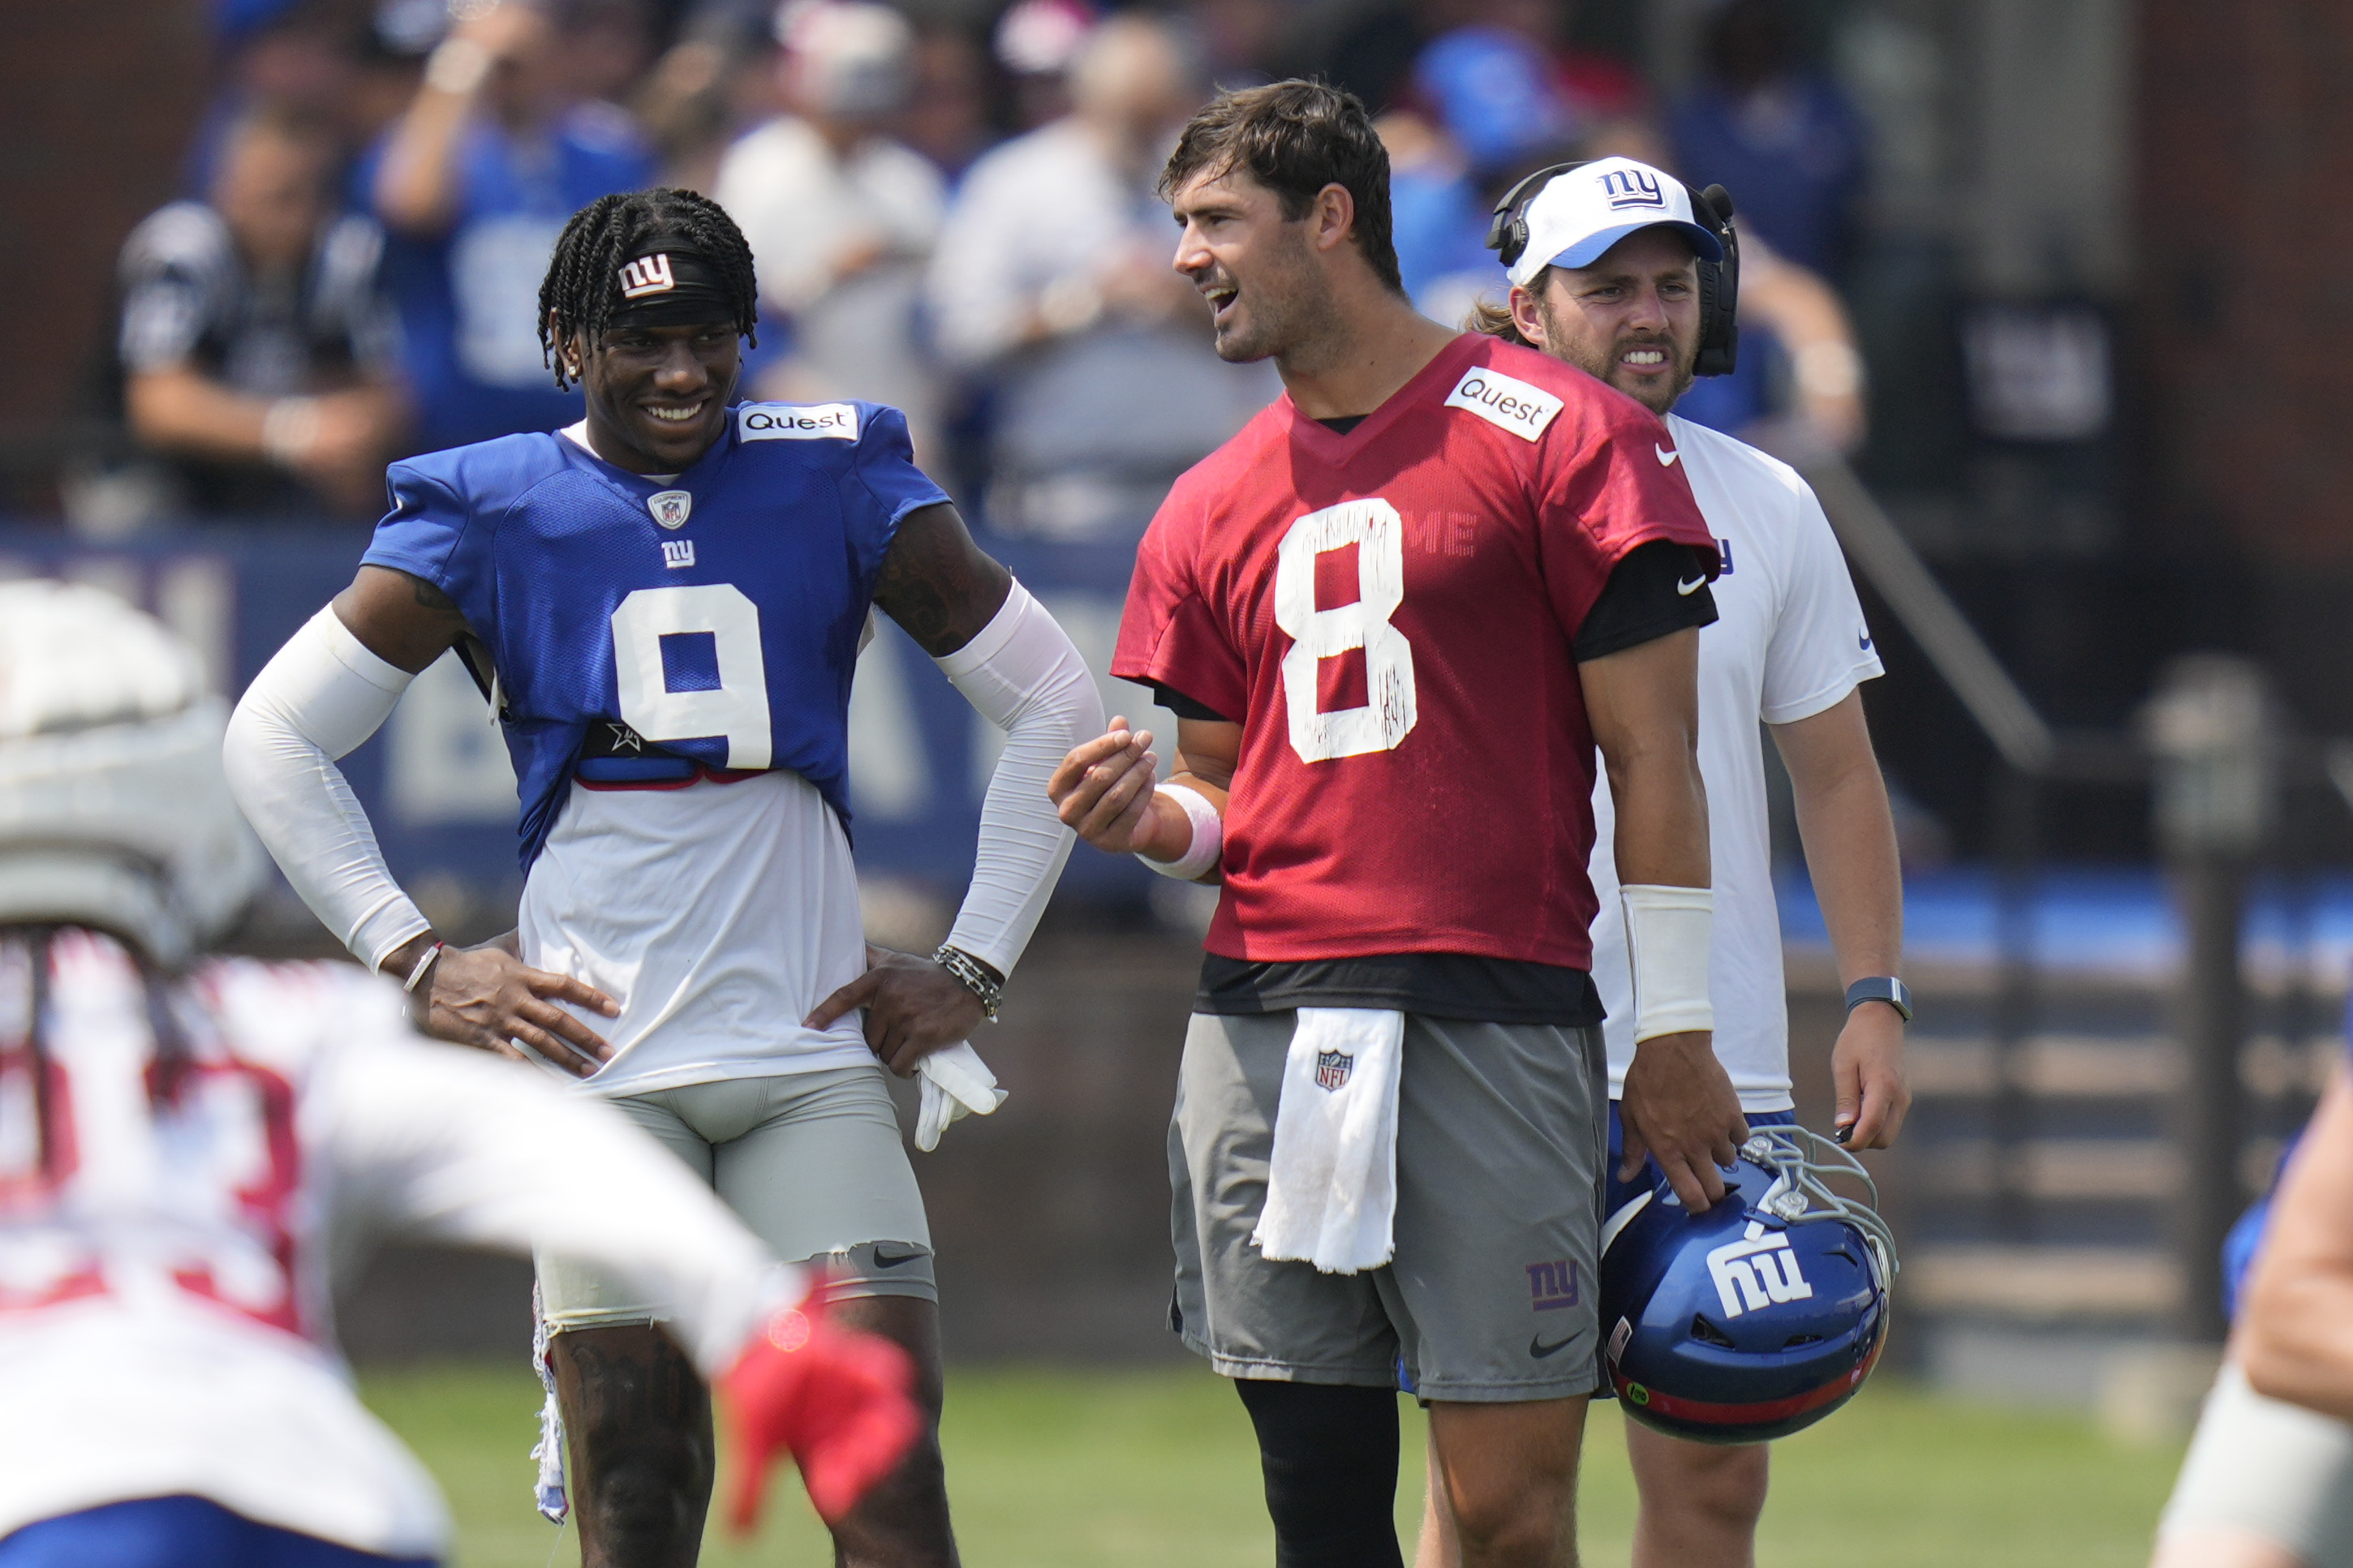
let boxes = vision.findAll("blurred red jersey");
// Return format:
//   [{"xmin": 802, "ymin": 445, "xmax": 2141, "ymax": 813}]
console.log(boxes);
[{"xmin": 1112, "ymin": 333, "xmax": 1716, "ymax": 972}]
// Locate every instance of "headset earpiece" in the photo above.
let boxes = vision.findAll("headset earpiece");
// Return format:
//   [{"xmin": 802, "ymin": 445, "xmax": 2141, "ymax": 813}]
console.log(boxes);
[
  {"xmin": 1690, "ymin": 182, "xmax": 1741, "ymax": 378},
  {"xmin": 1486, "ymin": 161, "xmax": 1587, "ymax": 271}
]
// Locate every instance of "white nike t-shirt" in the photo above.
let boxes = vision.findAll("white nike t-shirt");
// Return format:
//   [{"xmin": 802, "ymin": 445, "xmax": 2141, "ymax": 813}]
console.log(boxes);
[{"xmin": 1590, "ymin": 415, "xmax": 1883, "ymax": 1111}]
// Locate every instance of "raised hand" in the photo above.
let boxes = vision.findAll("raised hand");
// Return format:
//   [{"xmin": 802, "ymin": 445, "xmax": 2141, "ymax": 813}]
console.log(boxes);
[{"xmin": 1047, "ymin": 717, "xmax": 1168, "ymax": 855}]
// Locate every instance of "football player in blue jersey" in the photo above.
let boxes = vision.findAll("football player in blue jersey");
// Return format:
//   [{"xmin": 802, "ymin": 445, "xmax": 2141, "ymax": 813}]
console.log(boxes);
[{"xmin": 225, "ymin": 188, "xmax": 1104, "ymax": 1568}]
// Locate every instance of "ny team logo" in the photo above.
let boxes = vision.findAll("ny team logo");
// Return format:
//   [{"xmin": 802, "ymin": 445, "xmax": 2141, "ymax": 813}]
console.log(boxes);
[
  {"xmin": 648, "ymin": 489, "xmax": 692, "ymax": 530},
  {"xmin": 1598, "ymin": 167, "xmax": 1667, "ymax": 210},
  {"xmin": 1705, "ymin": 1222, "xmax": 1814, "ymax": 1317},
  {"xmin": 1314, "ymin": 1050, "xmax": 1353, "ymax": 1091},
  {"xmin": 1527, "ymin": 1258, "xmax": 1580, "ymax": 1311},
  {"xmin": 619, "ymin": 254, "xmax": 677, "ymax": 298},
  {"xmin": 660, "ymin": 539, "xmax": 695, "ymax": 570}
]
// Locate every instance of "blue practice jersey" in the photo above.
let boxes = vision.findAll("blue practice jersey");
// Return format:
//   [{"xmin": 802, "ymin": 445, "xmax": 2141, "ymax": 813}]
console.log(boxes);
[{"xmin": 362, "ymin": 401, "xmax": 949, "ymax": 870}]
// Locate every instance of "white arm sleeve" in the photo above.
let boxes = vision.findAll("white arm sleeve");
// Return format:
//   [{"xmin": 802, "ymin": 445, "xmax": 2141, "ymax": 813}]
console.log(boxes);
[
  {"xmin": 222, "ymin": 607, "xmax": 430, "ymax": 971},
  {"xmin": 316, "ymin": 1036, "xmax": 798, "ymax": 1375},
  {"xmin": 933, "ymin": 582, "xmax": 1104, "ymax": 976}
]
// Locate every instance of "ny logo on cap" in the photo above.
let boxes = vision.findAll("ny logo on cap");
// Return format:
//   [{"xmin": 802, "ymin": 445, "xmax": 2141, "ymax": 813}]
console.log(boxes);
[
  {"xmin": 620, "ymin": 254, "xmax": 677, "ymax": 298},
  {"xmin": 1598, "ymin": 169, "xmax": 1665, "ymax": 210}
]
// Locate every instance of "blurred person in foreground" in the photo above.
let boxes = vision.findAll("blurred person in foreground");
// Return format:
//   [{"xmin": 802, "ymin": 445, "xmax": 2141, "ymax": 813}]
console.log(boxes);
[
  {"xmin": 224, "ymin": 186, "xmax": 1100, "ymax": 1567},
  {"xmin": 1417, "ymin": 154, "xmax": 1908, "ymax": 1568},
  {"xmin": 1051, "ymin": 82, "xmax": 1737, "ymax": 1566},
  {"xmin": 369, "ymin": 0, "xmax": 656, "ymax": 450},
  {"xmin": 2153, "ymin": 1073, "xmax": 2353, "ymax": 1568},
  {"xmin": 714, "ymin": 0, "xmax": 948, "ymax": 450},
  {"xmin": 118, "ymin": 106, "xmax": 407, "ymax": 518},
  {"xmin": 927, "ymin": 12, "xmax": 1274, "ymax": 542},
  {"xmin": 0, "ymin": 581, "xmax": 918, "ymax": 1568}
]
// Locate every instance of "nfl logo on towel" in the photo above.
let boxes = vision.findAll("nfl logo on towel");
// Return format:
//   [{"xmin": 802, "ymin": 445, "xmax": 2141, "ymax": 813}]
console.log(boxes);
[
  {"xmin": 648, "ymin": 490, "xmax": 692, "ymax": 530},
  {"xmin": 1314, "ymin": 1050, "xmax": 1353, "ymax": 1092}
]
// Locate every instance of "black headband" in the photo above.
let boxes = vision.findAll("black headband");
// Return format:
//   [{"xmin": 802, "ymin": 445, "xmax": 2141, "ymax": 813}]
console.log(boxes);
[{"xmin": 609, "ymin": 247, "xmax": 736, "ymax": 328}]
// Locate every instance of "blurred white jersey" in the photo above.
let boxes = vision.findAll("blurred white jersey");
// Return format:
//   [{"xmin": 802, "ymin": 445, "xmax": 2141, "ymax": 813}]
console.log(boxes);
[
  {"xmin": 1590, "ymin": 416, "xmax": 1884, "ymax": 1112},
  {"xmin": 0, "ymin": 930, "xmax": 792, "ymax": 1555}
]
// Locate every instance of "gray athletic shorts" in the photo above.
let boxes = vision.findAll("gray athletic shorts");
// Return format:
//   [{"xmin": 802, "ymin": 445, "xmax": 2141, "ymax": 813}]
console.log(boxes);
[
  {"xmin": 1169, "ymin": 1011, "xmax": 1607, "ymax": 1403},
  {"xmin": 2158, "ymin": 1360, "xmax": 2353, "ymax": 1566},
  {"xmin": 538, "ymin": 1065, "xmax": 936, "ymax": 1333}
]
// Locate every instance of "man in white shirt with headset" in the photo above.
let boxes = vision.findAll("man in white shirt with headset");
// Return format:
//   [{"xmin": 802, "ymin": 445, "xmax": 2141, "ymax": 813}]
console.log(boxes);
[{"xmin": 1426, "ymin": 155, "xmax": 1914, "ymax": 1568}]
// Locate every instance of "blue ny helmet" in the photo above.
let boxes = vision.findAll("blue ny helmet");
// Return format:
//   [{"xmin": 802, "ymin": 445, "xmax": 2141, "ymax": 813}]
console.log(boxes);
[{"xmin": 1599, "ymin": 1124, "xmax": 1897, "ymax": 1445}]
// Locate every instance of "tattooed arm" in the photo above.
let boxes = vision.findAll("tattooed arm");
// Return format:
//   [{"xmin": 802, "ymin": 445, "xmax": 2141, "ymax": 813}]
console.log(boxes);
[
  {"xmin": 809, "ymin": 501, "xmax": 1101, "ymax": 1072},
  {"xmin": 868, "ymin": 503, "xmax": 1013, "ymax": 657},
  {"xmin": 333, "ymin": 564, "xmax": 475, "ymax": 672}
]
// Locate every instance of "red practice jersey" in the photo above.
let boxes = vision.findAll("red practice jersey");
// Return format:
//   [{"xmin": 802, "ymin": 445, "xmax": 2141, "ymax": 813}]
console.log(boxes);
[{"xmin": 1112, "ymin": 333, "xmax": 1717, "ymax": 972}]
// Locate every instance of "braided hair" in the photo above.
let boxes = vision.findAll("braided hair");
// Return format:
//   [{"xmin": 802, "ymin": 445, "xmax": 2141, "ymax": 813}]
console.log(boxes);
[{"xmin": 536, "ymin": 187, "xmax": 760, "ymax": 389}]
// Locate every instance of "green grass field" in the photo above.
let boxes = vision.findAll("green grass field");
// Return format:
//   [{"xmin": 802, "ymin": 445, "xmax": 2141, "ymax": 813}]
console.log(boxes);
[{"xmin": 363, "ymin": 1363, "xmax": 2187, "ymax": 1567}]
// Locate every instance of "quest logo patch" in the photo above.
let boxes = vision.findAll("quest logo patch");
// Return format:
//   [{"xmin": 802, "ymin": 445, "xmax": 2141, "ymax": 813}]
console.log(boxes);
[
  {"xmin": 739, "ymin": 402, "xmax": 859, "ymax": 442},
  {"xmin": 1443, "ymin": 367, "xmax": 1563, "ymax": 442}
]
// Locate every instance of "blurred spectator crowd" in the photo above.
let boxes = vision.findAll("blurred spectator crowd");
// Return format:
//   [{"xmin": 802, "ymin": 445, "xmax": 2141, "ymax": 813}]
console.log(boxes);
[{"xmin": 92, "ymin": 0, "xmax": 1875, "ymax": 538}]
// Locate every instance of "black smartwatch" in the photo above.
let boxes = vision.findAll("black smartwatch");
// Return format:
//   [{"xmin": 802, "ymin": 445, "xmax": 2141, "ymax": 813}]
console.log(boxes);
[{"xmin": 1843, "ymin": 976, "xmax": 1913, "ymax": 1023}]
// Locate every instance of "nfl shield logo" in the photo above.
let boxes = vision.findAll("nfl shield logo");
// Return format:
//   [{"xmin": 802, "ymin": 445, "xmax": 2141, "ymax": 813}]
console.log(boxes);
[
  {"xmin": 648, "ymin": 489, "xmax": 693, "ymax": 530},
  {"xmin": 1314, "ymin": 1050, "xmax": 1353, "ymax": 1092}
]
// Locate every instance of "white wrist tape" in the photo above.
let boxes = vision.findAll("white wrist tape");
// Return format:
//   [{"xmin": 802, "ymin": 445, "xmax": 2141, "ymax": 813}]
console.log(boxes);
[
  {"xmin": 1621, "ymin": 883, "xmax": 1714, "ymax": 1042},
  {"xmin": 1142, "ymin": 783, "xmax": 1221, "ymax": 880},
  {"xmin": 223, "ymin": 605, "xmax": 430, "ymax": 970},
  {"xmin": 933, "ymin": 581, "xmax": 1104, "ymax": 977}
]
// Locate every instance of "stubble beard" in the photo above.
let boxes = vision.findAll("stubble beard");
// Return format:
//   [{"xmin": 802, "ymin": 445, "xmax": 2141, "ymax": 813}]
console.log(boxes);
[
  {"xmin": 1215, "ymin": 231, "xmax": 1342, "ymax": 369},
  {"xmin": 1535, "ymin": 300, "xmax": 1694, "ymax": 417}
]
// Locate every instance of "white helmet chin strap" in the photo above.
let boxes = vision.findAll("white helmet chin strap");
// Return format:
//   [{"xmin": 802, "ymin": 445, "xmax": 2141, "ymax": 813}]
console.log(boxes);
[{"xmin": 1743, "ymin": 1124, "xmax": 1900, "ymax": 1282}]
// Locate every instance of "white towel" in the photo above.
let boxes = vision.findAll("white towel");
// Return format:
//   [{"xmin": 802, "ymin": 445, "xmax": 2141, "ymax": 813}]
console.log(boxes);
[
  {"xmin": 915, "ymin": 1041, "xmax": 1008, "ymax": 1151},
  {"xmin": 1250, "ymin": 1007, "xmax": 1404, "ymax": 1274}
]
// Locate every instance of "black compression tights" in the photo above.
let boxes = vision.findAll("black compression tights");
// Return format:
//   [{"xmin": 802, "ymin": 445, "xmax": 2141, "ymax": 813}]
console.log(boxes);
[{"xmin": 1235, "ymin": 1379, "xmax": 1404, "ymax": 1568}]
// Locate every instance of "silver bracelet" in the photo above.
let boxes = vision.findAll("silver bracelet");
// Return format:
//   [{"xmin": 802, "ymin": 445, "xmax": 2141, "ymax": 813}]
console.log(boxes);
[
  {"xmin": 932, "ymin": 944, "xmax": 1004, "ymax": 1021},
  {"xmin": 402, "ymin": 940, "xmax": 446, "ymax": 995}
]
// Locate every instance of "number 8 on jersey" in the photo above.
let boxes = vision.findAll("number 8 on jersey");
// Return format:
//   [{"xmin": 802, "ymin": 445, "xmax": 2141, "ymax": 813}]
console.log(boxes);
[{"xmin": 1273, "ymin": 499, "xmax": 1418, "ymax": 763}]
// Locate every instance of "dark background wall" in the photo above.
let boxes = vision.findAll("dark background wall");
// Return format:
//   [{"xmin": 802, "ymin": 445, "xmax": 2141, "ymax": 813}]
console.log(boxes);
[{"xmin": 0, "ymin": 2, "xmax": 211, "ymax": 503}]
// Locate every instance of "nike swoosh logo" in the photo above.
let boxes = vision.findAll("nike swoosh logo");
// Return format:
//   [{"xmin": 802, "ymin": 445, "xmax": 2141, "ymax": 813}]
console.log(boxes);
[
  {"xmin": 871, "ymin": 1246, "xmax": 927, "ymax": 1269},
  {"xmin": 1677, "ymin": 576, "xmax": 1706, "ymax": 596},
  {"xmin": 1529, "ymin": 1332, "xmax": 1577, "ymax": 1359},
  {"xmin": 1656, "ymin": 445, "xmax": 1680, "ymax": 467}
]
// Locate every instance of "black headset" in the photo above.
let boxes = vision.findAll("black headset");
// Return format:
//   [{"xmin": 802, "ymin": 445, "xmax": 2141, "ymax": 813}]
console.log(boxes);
[{"xmin": 1484, "ymin": 162, "xmax": 1742, "ymax": 378}]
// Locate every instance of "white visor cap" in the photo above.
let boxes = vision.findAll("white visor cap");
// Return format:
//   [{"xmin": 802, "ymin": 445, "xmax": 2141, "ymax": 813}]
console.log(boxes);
[{"xmin": 1508, "ymin": 157, "xmax": 1724, "ymax": 289}]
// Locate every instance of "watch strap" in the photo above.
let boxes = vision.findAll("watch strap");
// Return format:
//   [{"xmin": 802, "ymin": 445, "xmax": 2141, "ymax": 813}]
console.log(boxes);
[{"xmin": 1843, "ymin": 975, "xmax": 1913, "ymax": 1022}]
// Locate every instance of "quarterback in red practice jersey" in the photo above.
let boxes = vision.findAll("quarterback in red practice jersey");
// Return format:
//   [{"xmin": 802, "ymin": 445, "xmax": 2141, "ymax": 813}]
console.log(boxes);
[{"xmin": 1050, "ymin": 83, "xmax": 1748, "ymax": 1568}]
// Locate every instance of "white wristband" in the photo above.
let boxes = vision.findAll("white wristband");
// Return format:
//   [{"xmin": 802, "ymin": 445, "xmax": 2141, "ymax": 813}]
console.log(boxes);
[
  {"xmin": 1622, "ymin": 883, "xmax": 1714, "ymax": 1042},
  {"xmin": 1142, "ymin": 783, "xmax": 1222, "ymax": 881}
]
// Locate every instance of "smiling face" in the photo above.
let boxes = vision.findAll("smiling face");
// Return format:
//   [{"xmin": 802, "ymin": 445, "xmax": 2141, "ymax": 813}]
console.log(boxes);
[
  {"xmin": 1512, "ymin": 226, "xmax": 1701, "ymax": 416},
  {"xmin": 570, "ymin": 319, "xmax": 742, "ymax": 473},
  {"xmin": 1168, "ymin": 164, "xmax": 1345, "ymax": 367}
]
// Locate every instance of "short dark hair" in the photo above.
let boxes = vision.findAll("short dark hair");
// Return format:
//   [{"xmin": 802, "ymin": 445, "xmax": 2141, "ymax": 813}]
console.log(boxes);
[
  {"xmin": 536, "ymin": 188, "xmax": 760, "ymax": 389},
  {"xmin": 1159, "ymin": 79, "xmax": 1403, "ymax": 295}
]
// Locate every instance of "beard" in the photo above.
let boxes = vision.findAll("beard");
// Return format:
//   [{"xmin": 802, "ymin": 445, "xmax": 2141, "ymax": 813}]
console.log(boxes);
[{"xmin": 1535, "ymin": 303, "xmax": 1696, "ymax": 416}]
